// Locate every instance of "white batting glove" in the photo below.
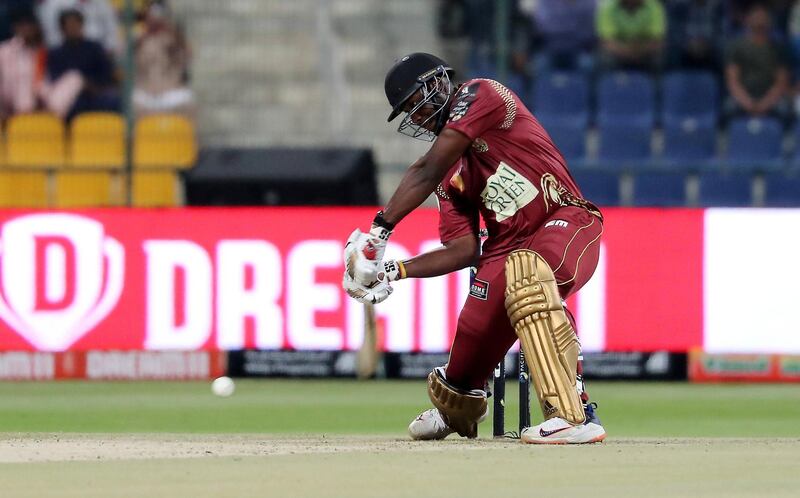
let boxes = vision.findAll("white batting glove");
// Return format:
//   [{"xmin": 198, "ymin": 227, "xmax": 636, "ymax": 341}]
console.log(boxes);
[
  {"xmin": 343, "ymin": 224, "xmax": 392, "ymax": 286},
  {"xmin": 342, "ymin": 271, "xmax": 393, "ymax": 305}
]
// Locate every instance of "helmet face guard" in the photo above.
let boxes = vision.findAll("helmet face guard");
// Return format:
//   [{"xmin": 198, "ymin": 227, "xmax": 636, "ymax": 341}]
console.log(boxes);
[{"xmin": 395, "ymin": 67, "xmax": 454, "ymax": 142}]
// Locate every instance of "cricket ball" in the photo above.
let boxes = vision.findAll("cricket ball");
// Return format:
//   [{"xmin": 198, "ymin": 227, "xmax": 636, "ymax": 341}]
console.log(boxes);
[{"xmin": 211, "ymin": 376, "xmax": 236, "ymax": 397}]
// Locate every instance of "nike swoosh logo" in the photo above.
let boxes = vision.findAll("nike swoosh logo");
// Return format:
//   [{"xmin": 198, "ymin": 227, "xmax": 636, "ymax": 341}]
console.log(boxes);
[{"xmin": 539, "ymin": 426, "xmax": 571, "ymax": 438}]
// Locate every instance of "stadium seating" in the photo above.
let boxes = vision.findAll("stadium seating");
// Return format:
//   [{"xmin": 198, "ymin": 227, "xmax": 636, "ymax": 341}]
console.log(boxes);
[
  {"xmin": 724, "ymin": 117, "xmax": 784, "ymax": 171},
  {"xmin": 0, "ymin": 171, "xmax": 49, "ymax": 208},
  {"xmin": 632, "ymin": 171, "xmax": 687, "ymax": 206},
  {"xmin": 56, "ymin": 112, "xmax": 127, "ymax": 207},
  {"xmin": 597, "ymin": 122, "xmax": 652, "ymax": 165},
  {"xmin": 0, "ymin": 113, "xmax": 64, "ymax": 207},
  {"xmin": 571, "ymin": 169, "xmax": 620, "ymax": 206},
  {"xmin": 763, "ymin": 171, "xmax": 800, "ymax": 206},
  {"xmin": 597, "ymin": 71, "xmax": 655, "ymax": 126},
  {"xmin": 134, "ymin": 114, "xmax": 197, "ymax": 169},
  {"xmin": 531, "ymin": 72, "xmax": 590, "ymax": 126},
  {"xmin": 697, "ymin": 171, "xmax": 753, "ymax": 207},
  {"xmin": 5, "ymin": 113, "xmax": 65, "ymax": 168},
  {"xmin": 662, "ymin": 119, "xmax": 716, "ymax": 165},
  {"xmin": 133, "ymin": 170, "xmax": 181, "ymax": 207},
  {"xmin": 133, "ymin": 114, "xmax": 197, "ymax": 207},
  {"xmin": 662, "ymin": 71, "xmax": 718, "ymax": 126},
  {"xmin": 69, "ymin": 112, "xmax": 126, "ymax": 168},
  {"xmin": 542, "ymin": 119, "xmax": 587, "ymax": 163}
]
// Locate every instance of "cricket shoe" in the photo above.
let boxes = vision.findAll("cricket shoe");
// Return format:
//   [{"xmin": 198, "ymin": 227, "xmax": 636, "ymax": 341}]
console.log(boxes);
[
  {"xmin": 408, "ymin": 409, "xmax": 455, "ymax": 440},
  {"xmin": 520, "ymin": 403, "xmax": 606, "ymax": 445},
  {"xmin": 408, "ymin": 406, "xmax": 489, "ymax": 440}
]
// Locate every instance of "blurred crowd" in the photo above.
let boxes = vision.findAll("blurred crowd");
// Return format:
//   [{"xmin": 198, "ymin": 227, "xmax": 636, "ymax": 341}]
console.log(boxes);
[
  {"xmin": 438, "ymin": 0, "xmax": 800, "ymax": 125},
  {"xmin": 0, "ymin": 0, "xmax": 193, "ymax": 123}
]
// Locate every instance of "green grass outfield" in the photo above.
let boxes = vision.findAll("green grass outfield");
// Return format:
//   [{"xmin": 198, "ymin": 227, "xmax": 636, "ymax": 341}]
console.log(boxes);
[
  {"xmin": 1, "ymin": 380, "xmax": 799, "ymax": 497},
  {"xmin": 0, "ymin": 380, "xmax": 798, "ymax": 436}
]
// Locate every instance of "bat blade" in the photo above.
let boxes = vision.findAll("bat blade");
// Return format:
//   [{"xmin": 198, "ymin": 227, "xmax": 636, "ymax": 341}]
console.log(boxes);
[{"xmin": 356, "ymin": 303, "xmax": 379, "ymax": 379}]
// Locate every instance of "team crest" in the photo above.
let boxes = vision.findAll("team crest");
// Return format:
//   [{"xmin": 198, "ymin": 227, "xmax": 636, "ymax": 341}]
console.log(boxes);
[{"xmin": 472, "ymin": 138, "xmax": 488, "ymax": 152}]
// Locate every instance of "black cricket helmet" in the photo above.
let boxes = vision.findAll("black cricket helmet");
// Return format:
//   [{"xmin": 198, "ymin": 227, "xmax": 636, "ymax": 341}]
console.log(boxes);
[{"xmin": 384, "ymin": 52, "xmax": 455, "ymax": 141}]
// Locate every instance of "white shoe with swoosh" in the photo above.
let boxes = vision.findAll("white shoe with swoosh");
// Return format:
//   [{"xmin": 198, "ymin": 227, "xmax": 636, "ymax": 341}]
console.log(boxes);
[{"xmin": 521, "ymin": 416, "xmax": 606, "ymax": 444}]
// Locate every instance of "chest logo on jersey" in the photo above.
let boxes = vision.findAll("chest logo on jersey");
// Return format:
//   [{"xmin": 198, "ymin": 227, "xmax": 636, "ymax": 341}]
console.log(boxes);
[
  {"xmin": 480, "ymin": 162, "xmax": 539, "ymax": 222},
  {"xmin": 469, "ymin": 278, "xmax": 489, "ymax": 300}
]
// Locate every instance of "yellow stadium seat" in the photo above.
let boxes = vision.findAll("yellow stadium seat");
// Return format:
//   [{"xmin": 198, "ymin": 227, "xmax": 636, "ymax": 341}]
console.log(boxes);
[
  {"xmin": 5, "ymin": 113, "xmax": 66, "ymax": 168},
  {"xmin": 69, "ymin": 112, "xmax": 126, "ymax": 168},
  {"xmin": 132, "ymin": 170, "xmax": 181, "ymax": 207},
  {"xmin": 134, "ymin": 114, "xmax": 197, "ymax": 169},
  {"xmin": 0, "ymin": 171, "xmax": 49, "ymax": 207},
  {"xmin": 55, "ymin": 171, "xmax": 124, "ymax": 208},
  {"xmin": 109, "ymin": 0, "xmax": 148, "ymax": 12}
]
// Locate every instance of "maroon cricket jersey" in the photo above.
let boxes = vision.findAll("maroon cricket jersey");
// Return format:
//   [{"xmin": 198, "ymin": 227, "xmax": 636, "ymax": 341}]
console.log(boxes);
[{"xmin": 436, "ymin": 78, "xmax": 599, "ymax": 263}]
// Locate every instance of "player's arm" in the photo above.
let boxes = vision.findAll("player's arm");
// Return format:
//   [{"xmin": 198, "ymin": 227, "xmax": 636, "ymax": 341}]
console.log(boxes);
[
  {"xmin": 399, "ymin": 233, "xmax": 479, "ymax": 279},
  {"xmin": 381, "ymin": 128, "xmax": 472, "ymax": 227}
]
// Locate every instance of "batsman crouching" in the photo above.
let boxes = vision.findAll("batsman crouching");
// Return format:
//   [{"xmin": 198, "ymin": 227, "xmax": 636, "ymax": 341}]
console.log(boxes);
[{"xmin": 342, "ymin": 53, "xmax": 606, "ymax": 444}]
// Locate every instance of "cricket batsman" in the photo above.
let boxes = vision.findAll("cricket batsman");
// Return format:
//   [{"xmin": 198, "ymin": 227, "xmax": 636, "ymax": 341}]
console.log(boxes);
[{"xmin": 343, "ymin": 53, "xmax": 606, "ymax": 444}]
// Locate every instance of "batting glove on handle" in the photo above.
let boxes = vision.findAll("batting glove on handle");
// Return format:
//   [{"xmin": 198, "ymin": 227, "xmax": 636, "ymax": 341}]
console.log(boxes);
[
  {"xmin": 344, "ymin": 224, "xmax": 393, "ymax": 286},
  {"xmin": 342, "ymin": 271, "xmax": 393, "ymax": 305}
]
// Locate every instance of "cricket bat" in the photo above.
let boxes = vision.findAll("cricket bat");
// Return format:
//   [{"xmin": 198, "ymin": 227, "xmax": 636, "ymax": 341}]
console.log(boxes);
[{"xmin": 356, "ymin": 303, "xmax": 379, "ymax": 379}]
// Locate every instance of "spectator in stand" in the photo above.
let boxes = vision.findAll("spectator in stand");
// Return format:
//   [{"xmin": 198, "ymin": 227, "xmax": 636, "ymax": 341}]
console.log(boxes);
[
  {"xmin": 724, "ymin": 4, "xmax": 791, "ymax": 122},
  {"xmin": 0, "ymin": 0, "xmax": 34, "ymax": 42},
  {"xmin": 666, "ymin": 0, "xmax": 724, "ymax": 70},
  {"xmin": 0, "ymin": 8, "xmax": 85, "ymax": 120},
  {"xmin": 133, "ymin": 1, "xmax": 194, "ymax": 117},
  {"xmin": 38, "ymin": 0, "xmax": 120, "ymax": 54},
  {"xmin": 596, "ymin": 0, "xmax": 667, "ymax": 72},
  {"xmin": 47, "ymin": 8, "xmax": 120, "ymax": 119},
  {"xmin": 525, "ymin": 0, "xmax": 597, "ymax": 73}
]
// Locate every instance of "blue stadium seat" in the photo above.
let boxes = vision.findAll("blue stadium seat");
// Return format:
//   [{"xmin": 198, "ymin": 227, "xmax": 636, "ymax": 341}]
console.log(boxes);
[
  {"xmin": 725, "ymin": 117, "xmax": 784, "ymax": 171},
  {"xmin": 697, "ymin": 171, "xmax": 752, "ymax": 207},
  {"xmin": 791, "ymin": 124, "xmax": 800, "ymax": 163},
  {"xmin": 632, "ymin": 171, "xmax": 686, "ymax": 206},
  {"xmin": 465, "ymin": 54, "xmax": 527, "ymax": 101},
  {"xmin": 597, "ymin": 121, "xmax": 652, "ymax": 164},
  {"xmin": 597, "ymin": 71, "xmax": 655, "ymax": 126},
  {"xmin": 662, "ymin": 71, "xmax": 718, "ymax": 126},
  {"xmin": 764, "ymin": 171, "xmax": 800, "ymax": 206},
  {"xmin": 542, "ymin": 119, "xmax": 586, "ymax": 163},
  {"xmin": 570, "ymin": 169, "xmax": 620, "ymax": 206},
  {"xmin": 662, "ymin": 118, "xmax": 716, "ymax": 164},
  {"xmin": 532, "ymin": 72, "xmax": 590, "ymax": 126}
]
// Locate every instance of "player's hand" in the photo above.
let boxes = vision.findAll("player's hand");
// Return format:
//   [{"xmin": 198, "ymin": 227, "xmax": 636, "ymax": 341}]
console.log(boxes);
[
  {"xmin": 343, "ymin": 225, "xmax": 392, "ymax": 285},
  {"xmin": 378, "ymin": 259, "xmax": 405, "ymax": 282},
  {"xmin": 342, "ymin": 271, "xmax": 393, "ymax": 304}
]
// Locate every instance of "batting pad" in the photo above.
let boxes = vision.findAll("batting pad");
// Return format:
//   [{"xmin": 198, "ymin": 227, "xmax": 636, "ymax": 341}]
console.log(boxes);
[
  {"xmin": 504, "ymin": 250, "xmax": 586, "ymax": 425},
  {"xmin": 427, "ymin": 367, "xmax": 487, "ymax": 438}
]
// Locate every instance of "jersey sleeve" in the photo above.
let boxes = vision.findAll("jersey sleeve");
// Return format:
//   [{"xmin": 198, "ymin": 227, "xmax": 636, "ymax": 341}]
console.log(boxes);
[
  {"xmin": 443, "ymin": 79, "xmax": 514, "ymax": 141},
  {"xmin": 437, "ymin": 192, "xmax": 479, "ymax": 244}
]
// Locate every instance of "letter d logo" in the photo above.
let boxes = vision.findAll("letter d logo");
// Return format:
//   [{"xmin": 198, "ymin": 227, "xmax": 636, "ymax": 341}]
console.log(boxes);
[{"xmin": 0, "ymin": 214, "xmax": 124, "ymax": 351}]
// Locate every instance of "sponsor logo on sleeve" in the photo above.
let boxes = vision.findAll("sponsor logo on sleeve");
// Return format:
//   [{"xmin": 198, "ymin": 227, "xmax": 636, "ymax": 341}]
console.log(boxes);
[{"xmin": 449, "ymin": 82, "xmax": 480, "ymax": 122}]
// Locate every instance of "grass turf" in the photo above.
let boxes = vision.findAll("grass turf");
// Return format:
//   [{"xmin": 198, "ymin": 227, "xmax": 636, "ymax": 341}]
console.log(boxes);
[{"xmin": 0, "ymin": 380, "xmax": 798, "ymax": 437}]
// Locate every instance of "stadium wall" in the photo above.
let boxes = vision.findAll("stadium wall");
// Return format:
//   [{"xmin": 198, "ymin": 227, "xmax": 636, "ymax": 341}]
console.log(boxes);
[{"xmin": 0, "ymin": 208, "xmax": 796, "ymax": 355}]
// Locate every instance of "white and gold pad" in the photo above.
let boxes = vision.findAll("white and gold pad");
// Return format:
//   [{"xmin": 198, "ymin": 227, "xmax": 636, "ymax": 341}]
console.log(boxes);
[{"xmin": 504, "ymin": 250, "xmax": 585, "ymax": 425}]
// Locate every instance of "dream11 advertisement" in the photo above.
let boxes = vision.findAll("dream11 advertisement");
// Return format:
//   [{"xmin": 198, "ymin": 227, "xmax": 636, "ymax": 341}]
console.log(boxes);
[{"xmin": 0, "ymin": 207, "xmax": 798, "ymax": 355}]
